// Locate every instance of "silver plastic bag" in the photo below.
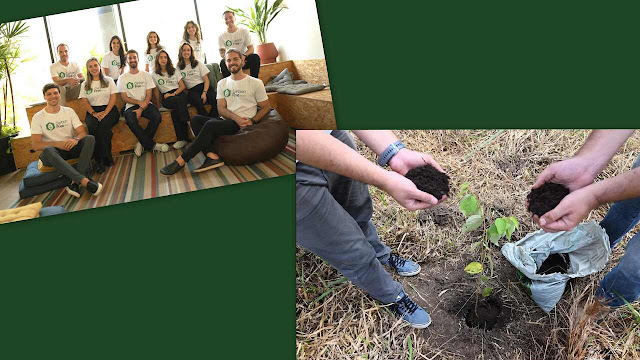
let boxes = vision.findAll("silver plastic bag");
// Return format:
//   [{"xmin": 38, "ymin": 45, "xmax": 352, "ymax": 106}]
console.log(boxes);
[{"xmin": 501, "ymin": 221, "xmax": 610, "ymax": 312}]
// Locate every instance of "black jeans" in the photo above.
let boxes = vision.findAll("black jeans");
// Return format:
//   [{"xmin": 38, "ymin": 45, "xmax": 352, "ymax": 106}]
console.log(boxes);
[
  {"xmin": 40, "ymin": 135, "xmax": 95, "ymax": 185},
  {"xmin": 84, "ymin": 105, "xmax": 120, "ymax": 162},
  {"xmin": 123, "ymin": 104, "xmax": 162, "ymax": 151},
  {"xmin": 186, "ymin": 82, "xmax": 218, "ymax": 118},
  {"xmin": 220, "ymin": 53, "xmax": 261, "ymax": 78},
  {"xmin": 161, "ymin": 90, "xmax": 190, "ymax": 142},
  {"xmin": 181, "ymin": 115, "xmax": 239, "ymax": 163}
]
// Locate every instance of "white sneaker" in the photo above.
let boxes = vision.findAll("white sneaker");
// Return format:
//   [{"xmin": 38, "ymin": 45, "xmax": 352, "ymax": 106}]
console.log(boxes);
[
  {"xmin": 173, "ymin": 140, "xmax": 188, "ymax": 149},
  {"xmin": 134, "ymin": 142, "xmax": 143, "ymax": 157},
  {"xmin": 153, "ymin": 143, "xmax": 169, "ymax": 152}
]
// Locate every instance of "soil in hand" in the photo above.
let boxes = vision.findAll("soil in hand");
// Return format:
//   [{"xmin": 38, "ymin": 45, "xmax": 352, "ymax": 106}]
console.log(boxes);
[
  {"xmin": 536, "ymin": 253, "xmax": 570, "ymax": 275},
  {"xmin": 526, "ymin": 182, "xmax": 570, "ymax": 216},
  {"xmin": 465, "ymin": 297, "xmax": 502, "ymax": 331},
  {"xmin": 405, "ymin": 165, "xmax": 450, "ymax": 200}
]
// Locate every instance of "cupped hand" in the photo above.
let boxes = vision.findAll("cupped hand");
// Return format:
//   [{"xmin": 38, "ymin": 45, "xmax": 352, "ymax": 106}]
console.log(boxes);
[
  {"xmin": 536, "ymin": 186, "xmax": 599, "ymax": 232},
  {"xmin": 380, "ymin": 171, "xmax": 441, "ymax": 211},
  {"xmin": 388, "ymin": 148, "xmax": 445, "ymax": 176}
]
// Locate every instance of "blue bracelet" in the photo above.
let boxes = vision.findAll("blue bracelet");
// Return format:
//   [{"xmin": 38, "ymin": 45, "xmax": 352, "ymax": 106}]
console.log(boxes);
[{"xmin": 377, "ymin": 141, "xmax": 405, "ymax": 167}]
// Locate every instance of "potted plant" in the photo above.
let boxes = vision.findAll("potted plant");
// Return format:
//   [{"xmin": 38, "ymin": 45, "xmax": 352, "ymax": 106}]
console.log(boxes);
[
  {"xmin": 227, "ymin": 0, "xmax": 287, "ymax": 64},
  {"xmin": 0, "ymin": 20, "xmax": 28, "ymax": 175}
]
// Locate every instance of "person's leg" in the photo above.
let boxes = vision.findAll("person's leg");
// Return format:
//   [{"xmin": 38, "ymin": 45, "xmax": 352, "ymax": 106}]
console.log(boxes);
[
  {"xmin": 66, "ymin": 84, "xmax": 81, "ymax": 101},
  {"xmin": 68, "ymin": 135, "xmax": 95, "ymax": 177},
  {"xmin": 244, "ymin": 54, "xmax": 261, "ymax": 78},
  {"xmin": 40, "ymin": 146, "xmax": 86, "ymax": 184},
  {"xmin": 124, "ymin": 105, "xmax": 155, "ymax": 150},
  {"xmin": 187, "ymin": 83, "xmax": 208, "ymax": 116},
  {"xmin": 84, "ymin": 111, "xmax": 100, "ymax": 160},
  {"xmin": 162, "ymin": 94, "xmax": 189, "ymax": 141},
  {"xmin": 296, "ymin": 163, "xmax": 402, "ymax": 304},
  {"xmin": 597, "ymin": 231, "xmax": 640, "ymax": 307},
  {"xmin": 206, "ymin": 88, "xmax": 218, "ymax": 118},
  {"xmin": 98, "ymin": 106, "xmax": 121, "ymax": 163},
  {"xmin": 600, "ymin": 155, "xmax": 640, "ymax": 247},
  {"xmin": 140, "ymin": 105, "xmax": 162, "ymax": 149},
  {"xmin": 220, "ymin": 59, "xmax": 230, "ymax": 78},
  {"xmin": 180, "ymin": 118, "xmax": 238, "ymax": 163}
]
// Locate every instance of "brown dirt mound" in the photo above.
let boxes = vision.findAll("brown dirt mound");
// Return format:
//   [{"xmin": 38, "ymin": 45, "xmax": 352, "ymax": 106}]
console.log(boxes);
[
  {"xmin": 405, "ymin": 164, "xmax": 450, "ymax": 200},
  {"xmin": 537, "ymin": 253, "xmax": 570, "ymax": 275}
]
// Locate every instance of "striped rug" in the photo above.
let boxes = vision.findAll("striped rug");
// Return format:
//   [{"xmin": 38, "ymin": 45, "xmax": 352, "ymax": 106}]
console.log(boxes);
[{"xmin": 12, "ymin": 131, "xmax": 296, "ymax": 212}]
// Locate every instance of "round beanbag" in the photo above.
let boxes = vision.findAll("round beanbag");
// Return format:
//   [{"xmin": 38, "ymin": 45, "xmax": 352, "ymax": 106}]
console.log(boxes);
[{"xmin": 215, "ymin": 109, "xmax": 289, "ymax": 165}]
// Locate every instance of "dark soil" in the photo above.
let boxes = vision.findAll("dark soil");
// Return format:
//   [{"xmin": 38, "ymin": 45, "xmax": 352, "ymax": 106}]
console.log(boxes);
[
  {"xmin": 527, "ymin": 182, "xmax": 570, "ymax": 216},
  {"xmin": 405, "ymin": 165, "xmax": 450, "ymax": 200},
  {"xmin": 536, "ymin": 253, "xmax": 570, "ymax": 275},
  {"xmin": 464, "ymin": 297, "xmax": 503, "ymax": 330}
]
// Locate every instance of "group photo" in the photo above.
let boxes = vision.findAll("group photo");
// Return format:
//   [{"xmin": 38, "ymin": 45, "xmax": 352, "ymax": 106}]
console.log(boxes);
[{"xmin": 0, "ymin": 0, "xmax": 332, "ymax": 220}]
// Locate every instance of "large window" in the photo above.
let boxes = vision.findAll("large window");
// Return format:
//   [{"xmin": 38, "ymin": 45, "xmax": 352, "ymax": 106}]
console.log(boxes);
[{"xmin": 120, "ymin": 0, "xmax": 198, "ymax": 65}]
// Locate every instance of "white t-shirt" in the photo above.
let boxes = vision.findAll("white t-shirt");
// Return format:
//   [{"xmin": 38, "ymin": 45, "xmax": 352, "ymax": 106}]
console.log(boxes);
[
  {"xmin": 144, "ymin": 47, "xmax": 162, "ymax": 72},
  {"xmin": 79, "ymin": 76, "xmax": 118, "ymax": 107},
  {"xmin": 177, "ymin": 62, "xmax": 209, "ymax": 89},
  {"xmin": 31, "ymin": 106, "xmax": 83, "ymax": 142},
  {"xmin": 216, "ymin": 75, "xmax": 268, "ymax": 119},
  {"xmin": 101, "ymin": 52, "xmax": 124, "ymax": 80},
  {"xmin": 218, "ymin": 27, "xmax": 253, "ymax": 54},
  {"xmin": 50, "ymin": 61, "xmax": 81, "ymax": 87},
  {"xmin": 151, "ymin": 70, "xmax": 181, "ymax": 94},
  {"xmin": 179, "ymin": 39, "xmax": 205, "ymax": 63},
  {"xmin": 117, "ymin": 71, "xmax": 156, "ymax": 110}
]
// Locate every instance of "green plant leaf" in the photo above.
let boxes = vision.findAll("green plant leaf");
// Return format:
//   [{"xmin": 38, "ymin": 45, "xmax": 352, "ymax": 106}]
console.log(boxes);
[
  {"xmin": 470, "ymin": 241, "xmax": 483, "ymax": 251},
  {"xmin": 488, "ymin": 224, "xmax": 502, "ymax": 246},
  {"xmin": 481, "ymin": 287, "xmax": 493, "ymax": 297},
  {"xmin": 462, "ymin": 214, "xmax": 483, "ymax": 233},
  {"xmin": 459, "ymin": 194, "xmax": 478, "ymax": 217},
  {"xmin": 509, "ymin": 216, "xmax": 519, "ymax": 229},
  {"xmin": 464, "ymin": 262, "xmax": 483, "ymax": 275},
  {"xmin": 471, "ymin": 205, "xmax": 484, "ymax": 217},
  {"xmin": 494, "ymin": 218, "xmax": 507, "ymax": 235},
  {"xmin": 458, "ymin": 182, "xmax": 470, "ymax": 197},
  {"xmin": 480, "ymin": 275, "xmax": 489, "ymax": 282}
]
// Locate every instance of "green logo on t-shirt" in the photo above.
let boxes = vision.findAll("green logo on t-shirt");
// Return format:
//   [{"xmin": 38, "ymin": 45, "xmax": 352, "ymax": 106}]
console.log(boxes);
[
  {"xmin": 126, "ymin": 82, "xmax": 134, "ymax": 89},
  {"xmin": 86, "ymin": 89, "xmax": 93, "ymax": 95},
  {"xmin": 158, "ymin": 79, "xmax": 165, "ymax": 85},
  {"xmin": 224, "ymin": 89, "xmax": 231, "ymax": 97},
  {"xmin": 225, "ymin": 40, "xmax": 232, "ymax": 47},
  {"xmin": 46, "ymin": 122, "xmax": 55, "ymax": 131},
  {"xmin": 148, "ymin": 55, "xmax": 153, "ymax": 61},
  {"xmin": 58, "ymin": 72, "xmax": 65, "ymax": 78},
  {"xmin": 181, "ymin": 72, "xmax": 186, "ymax": 78},
  {"xmin": 112, "ymin": 60, "xmax": 118, "ymax": 66}
]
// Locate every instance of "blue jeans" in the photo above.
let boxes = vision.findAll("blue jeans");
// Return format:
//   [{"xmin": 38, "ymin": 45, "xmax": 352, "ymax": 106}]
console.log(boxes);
[
  {"xmin": 596, "ymin": 155, "xmax": 640, "ymax": 307},
  {"xmin": 296, "ymin": 130, "xmax": 401, "ymax": 304}
]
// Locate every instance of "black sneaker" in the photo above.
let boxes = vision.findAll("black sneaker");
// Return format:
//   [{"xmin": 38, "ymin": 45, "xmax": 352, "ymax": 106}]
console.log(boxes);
[
  {"xmin": 104, "ymin": 156, "xmax": 114, "ymax": 167},
  {"xmin": 96, "ymin": 160, "xmax": 105, "ymax": 174},
  {"xmin": 160, "ymin": 160, "xmax": 185, "ymax": 176},
  {"xmin": 193, "ymin": 157, "xmax": 224, "ymax": 173},
  {"xmin": 86, "ymin": 179, "xmax": 103, "ymax": 196},
  {"xmin": 65, "ymin": 183, "xmax": 81, "ymax": 198}
]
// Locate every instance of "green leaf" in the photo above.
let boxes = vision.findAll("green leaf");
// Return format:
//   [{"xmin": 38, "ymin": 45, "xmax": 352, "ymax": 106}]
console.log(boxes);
[
  {"xmin": 494, "ymin": 218, "xmax": 507, "ymax": 235},
  {"xmin": 462, "ymin": 214, "xmax": 483, "ymax": 233},
  {"xmin": 488, "ymin": 224, "xmax": 502, "ymax": 246},
  {"xmin": 458, "ymin": 182, "xmax": 470, "ymax": 197},
  {"xmin": 471, "ymin": 205, "xmax": 484, "ymax": 217},
  {"xmin": 470, "ymin": 241, "xmax": 483, "ymax": 252},
  {"xmin": 508, "ymin": 216, "xmax": 519, "ymax": 229},
  {"xmin": 480, "ymin": 275, "xmax": 489, "ymax": 283},
  {"xmin": 481, "ymin": 287, "xmax": 493, "ymax": 297},
  {"xmin": 459, "ymin": 194, "xmax": 478, "ymax": 217},
  {"xmin": 464, "ymin": 262, "xmax": 483, "ymax": 275},
  {"xmin": 504, "ymin": 217, "xmax": 518, "ymax": 241}
]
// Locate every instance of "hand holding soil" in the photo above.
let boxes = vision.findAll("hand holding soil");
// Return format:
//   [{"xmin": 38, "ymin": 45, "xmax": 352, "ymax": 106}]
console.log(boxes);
[
  {"xmin": 533, "ymin": 156, "xmax": 597, "ymax": 191},
  {"xmin": 387, "ymin": 148, "xmax": 445, "ymax": 176},
  {"xmin": 404, "ymin": 164, "xmax": 450, "ymax": 201},
  {"xmin": 380, "ymin": 171, "xmax": 440, "ymax": 211},
  {"xmin": 527, "ymin": 182, "xmax": 570, "ymax": 217},
  {"xmin": 536, "ymin": 187, "xmax": 600, "ymax": 232}
]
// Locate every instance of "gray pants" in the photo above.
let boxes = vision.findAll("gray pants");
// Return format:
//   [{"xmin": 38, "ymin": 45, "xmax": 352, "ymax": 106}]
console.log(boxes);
[
  {"xmin": 296, "ymin": 130, "xmax": 402, "ymax": 304},
  {"xmin": 40, "ymin": 135, "xmax": 94, "ymax": 185}
]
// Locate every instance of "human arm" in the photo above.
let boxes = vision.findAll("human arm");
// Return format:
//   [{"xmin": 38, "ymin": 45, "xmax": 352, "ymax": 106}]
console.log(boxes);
[
  {"xmin": 251, "ymin": 99, "xmax": 271, "ymax": 123},
  {"xmin": 219, "ymin": 48, "xmax": 226, "ymax": 58},
  {"xmin": 296, "ymin": 131, "xmax": 439, "ymax": 210},
  {"xmin": 217, "ymin": 98, "xmax": 252, "ymax": 127},
  {"xmin": 98, "ymin": 94, "xmax": 117, "ymax": 120},
  {"xmin": 538, "ymin": 166, "xmax": 640, "ymax": 232},
  {"xmin": 31, "ymin": 134, "xmax": 72, "ymax": 151},
  {"xmin": 201, "ymin": 75, "xmax": 209, "ymax": 103},
  {"xmin": 245, "ymin": 44, "xmax": 254, "ymax": 56},
  {"xmin": 80, "ymin": 97, "xmax": 94, "ymax": 117},
  {"xmin": 52, "ymin": 76, "xmax": 78, "ymax": 87}
]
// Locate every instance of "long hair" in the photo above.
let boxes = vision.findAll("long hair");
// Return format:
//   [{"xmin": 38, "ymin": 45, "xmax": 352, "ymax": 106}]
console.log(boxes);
[
  {"xmin": 109, "ymin": 35, "xmax": 126, "ymax": 69},
  {"xmin": 84, "ymin": 57, "xmax": 108, "ymax": 91},
  {"xmin": 154, "ymin": 49, "xmax": 176, "ymax": 77},
  {"xmin": 182, "ymin": 21, "xmax": 201, "ymax": 44},
  {"xmin": 145, "ymin": 31, "xmax": 163, "ymax": 55},
  {"xmin": 177, "ymin": 43, "xmax": 198, "ymax": 70}
]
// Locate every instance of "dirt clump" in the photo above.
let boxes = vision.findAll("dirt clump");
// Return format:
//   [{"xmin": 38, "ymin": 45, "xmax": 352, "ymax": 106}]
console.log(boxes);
[
  {"xmin": 405, "ymin": 165, "xmax": 450, "ymax": 200},
  {"xmin": 527, "ymin": 182, "xmax": 570, "ymax": 216},
  {"xmin": 536, "ymin": 253, "xmax": 570, "ymax": 275},
  {"xmin": 464, "ymin": 297, "xmax": 503, "ymax": 330}
]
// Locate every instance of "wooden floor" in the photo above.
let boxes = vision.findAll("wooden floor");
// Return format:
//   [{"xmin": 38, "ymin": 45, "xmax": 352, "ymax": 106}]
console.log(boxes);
[{"xmin": 0, "ymin": 168, "xmax": 25, "ymax": 210}]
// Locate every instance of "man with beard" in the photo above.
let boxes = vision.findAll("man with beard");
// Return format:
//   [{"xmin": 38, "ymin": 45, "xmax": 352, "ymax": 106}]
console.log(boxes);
[
  {"xmin": 50, "ymin": 44, "xmax": 84, "ymax": 105},
  {"xmin": 218, "ymin": 10, "xmax": 261, "ymax": 78},
  {"xmin": 160, "ymin": 48, "xmax": 269, "ymax": 175},
  {"xmin": 118, "ymin": 50, "xmax": 169, "ymax": 157},
  {"xmin": 31, "ymin": 83, "xmax": 102, "ymax": 198}
]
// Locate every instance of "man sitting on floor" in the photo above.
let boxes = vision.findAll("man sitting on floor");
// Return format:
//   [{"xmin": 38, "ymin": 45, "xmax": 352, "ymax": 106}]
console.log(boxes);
[
  {"xmin": 118, "ymin": 49, "xmax": 169, "ymax": 157},
  {"xmin": 31, "ymin": 83, "xmax": 103, "ymax": 198},
  {"xmin": 160, "ymin": 48, "xmax": 270, "ymax": 175}
]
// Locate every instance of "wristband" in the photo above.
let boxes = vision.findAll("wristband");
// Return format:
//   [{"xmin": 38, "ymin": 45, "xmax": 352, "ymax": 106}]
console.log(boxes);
[{"xmin": 377, "ymin": 141, "xmax": 405, "ymax": 167}]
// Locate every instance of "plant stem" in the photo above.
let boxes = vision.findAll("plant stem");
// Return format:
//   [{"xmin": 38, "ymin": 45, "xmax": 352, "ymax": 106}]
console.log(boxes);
[{"xmin": 6, "ymin": 60, "xmax": 15, "ymax": 127}]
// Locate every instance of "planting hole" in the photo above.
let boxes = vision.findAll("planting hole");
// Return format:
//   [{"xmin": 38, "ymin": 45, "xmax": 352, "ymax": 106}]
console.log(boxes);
[
  {"xmin": 526, "ymin": 182, "xmax": 570, "ymax": 217},
  {"xmin": 536, "ymin": 253, "xmax": 570, "ymax": 275},
  {"xmin": 405, "ymin": 164, "xmax": 450, "ymax": 200},
  {"xmin": 464, "ymin": 297, "xmax": 502, "ymax": 331}
]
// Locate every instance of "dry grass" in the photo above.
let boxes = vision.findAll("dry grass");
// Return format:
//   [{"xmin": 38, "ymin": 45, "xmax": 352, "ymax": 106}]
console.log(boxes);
[{"xmin": 296, "ymin": 130, "xmax": 640, "ymax": 359}]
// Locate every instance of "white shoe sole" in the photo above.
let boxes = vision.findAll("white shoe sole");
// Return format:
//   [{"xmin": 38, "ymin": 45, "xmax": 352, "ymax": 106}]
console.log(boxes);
[
  {"xmin": 409, "ymin": 317, "xmax": 432, "ymax": 329},
  {"xmin": 65, "ymin": 186, "xmax": 80, "ymax": 198},
  {"xmin": 90, "ymin": 183, "xmax": 103, "ymax": 196},
  {"xmin": 193, "ymin": 161, "xmax": 224, "ymax": 173},
  {"xmin": 173, "ymin": 141, "xmax": 187, "ymax": 149},
  {"xmin": 398, "ymin": 264, "xmax": 421, "ymax": 277}
]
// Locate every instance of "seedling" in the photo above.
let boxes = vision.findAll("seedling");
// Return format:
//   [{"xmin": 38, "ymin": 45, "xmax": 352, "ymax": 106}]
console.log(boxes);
[{"xmin": 459, "ymin": 182, "xmax": 519, "ymax": 276}]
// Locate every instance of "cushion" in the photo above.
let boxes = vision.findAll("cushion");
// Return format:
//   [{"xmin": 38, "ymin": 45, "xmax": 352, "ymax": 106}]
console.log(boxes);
[
  {"xmin": 206, "ymin": 63, "xmax": 223, "ymax": 91},
  {"xmin": 19, "ymin": 176, "xmax": 71, "ymax": 199},
  {"xmin": 38, "ymin": 158, "xmax": 79, "ymax": 172},
  {"xmin": 39, "ymin": 206, "xmax": 67, "ymax": 217},
  {"xmin": 0, "ymin": 202, "xmax": 42, "ymax": 224},
  {"xmin": 276, "ymin": 83, "xmax": 325, "ymax": 95},
  {"xmin": 215, "ymin": 109, "xmax": 289, "ymax": 166},
  {"xmin": 23, "ymin": 160, "xmax": 67, "ymax": 187}
]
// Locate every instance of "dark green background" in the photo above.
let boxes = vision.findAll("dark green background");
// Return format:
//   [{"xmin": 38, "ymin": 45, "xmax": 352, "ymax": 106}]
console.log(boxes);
[{"xmin": 2, "ymin": 1, "xmax": 638, "ymax": 359}]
